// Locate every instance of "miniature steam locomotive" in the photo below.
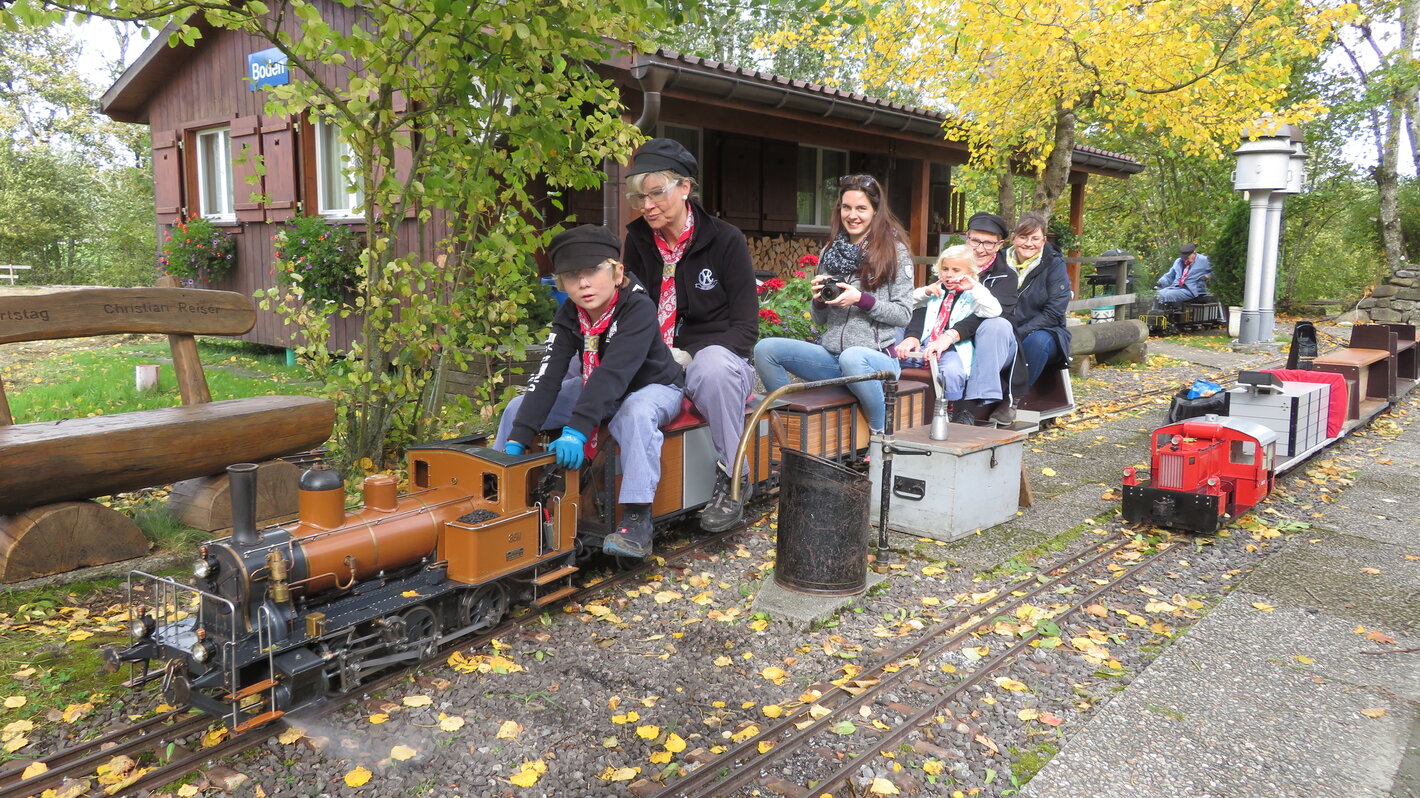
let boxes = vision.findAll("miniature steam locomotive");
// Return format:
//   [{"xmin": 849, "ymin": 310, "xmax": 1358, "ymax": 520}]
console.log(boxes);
[
  {"xmin": 1139, "ymin": 295, "xmax": 1226, "ymax": 337},
  {"xmin": 106, "ymin": 400, "xmax": 781, "ymax": 730},
  {"xmin": 1121, "ymin": 416, "xmax": 1276, "ymax": 535}
]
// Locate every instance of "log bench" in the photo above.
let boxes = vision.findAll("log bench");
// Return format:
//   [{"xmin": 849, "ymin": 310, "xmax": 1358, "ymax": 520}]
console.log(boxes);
[{"xmin": 0, "ymin": 282, "xmax": 335, "ymax": 582}]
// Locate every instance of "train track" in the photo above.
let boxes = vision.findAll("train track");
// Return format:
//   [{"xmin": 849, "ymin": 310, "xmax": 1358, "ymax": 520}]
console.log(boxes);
[
  {"xmin": 651, "ymin": 531, "xmax": 1176, "ymax": 798},
  {"xmin": 0, "ymin": 507, "xmax": 773, "ymax": 798}
]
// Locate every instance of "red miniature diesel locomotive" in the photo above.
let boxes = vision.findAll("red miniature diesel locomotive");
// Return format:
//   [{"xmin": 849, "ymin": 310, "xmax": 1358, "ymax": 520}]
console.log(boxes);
[{"xmin": 1122, "ymin": 416, "xmax": 1277, "ymax": 534}]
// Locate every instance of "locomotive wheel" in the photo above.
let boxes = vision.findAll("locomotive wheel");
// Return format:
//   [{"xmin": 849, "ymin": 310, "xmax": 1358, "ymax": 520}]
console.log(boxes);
[
  {"xmin": 397, "ymin": 606, "xmax": 440, "ymax": 658},
  {"xmin": 457, "ymin": 584, "xmax": 508, "ymax": 633}
]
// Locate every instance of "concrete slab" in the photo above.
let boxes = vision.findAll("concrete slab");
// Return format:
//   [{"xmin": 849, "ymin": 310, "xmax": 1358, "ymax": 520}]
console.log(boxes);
[
  {"xmin": 1246, "ymin": 530, "xmax": 1420, "ymax": 632},
  {"xmin": 751, "ymin": 571, "xmax": 887, "ymax": 631},
  {"xmin": 942, "ymin": 483, "xmax": 1115, "ymax": 572},
  {"xmin": 1023, "ymin": 595, "xmax": 1420, "ymax": 798}
]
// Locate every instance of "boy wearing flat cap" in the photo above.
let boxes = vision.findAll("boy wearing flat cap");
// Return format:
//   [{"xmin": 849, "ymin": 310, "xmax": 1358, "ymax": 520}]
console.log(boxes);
[
  {"xmin": 621, "ymin": 138, "xmax": 759, "ymax": 533},
  {"xmin": 503, "ymin": 225, "xmax": 685, "ymax": 559}
]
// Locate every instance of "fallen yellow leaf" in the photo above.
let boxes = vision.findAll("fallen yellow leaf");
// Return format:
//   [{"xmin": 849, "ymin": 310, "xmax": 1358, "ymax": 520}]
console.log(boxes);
[
  {"xmin": 497, "ymin": 720, "xmax": 523, "ymax": 739},
  {"xmin": 391, "ymin": 744, "xmax": 417, "ymax": 761},
  {"xmin": 636, "ymin": 725, "xmax": 660, "ymax": 740},
  {"xmin": 1251, "ymin": 602, "xmax": 1275, "ymax": 612},
  {"xmin": 1041, "ymin": 467, "xmax": 1057, "ymax": 477},
  {"xmin": 438, "ymin": 715, "xmax": 465, "ymax": 732},
  {"xmin": 369, "ymin": 713, "xmax": 390, "ymax": 724},
  {"xmin": 200, "ymin": 727, "xmax": 228, "ymax": 748},
  {"xmin": 757, "ymin": 740, "xmax": 776, "ymax": 754},
  {"xmin": 20, "ymin": 761, "xmax": 46, "ymax": 779},
  {"xmin": 402, "ymin": 695, "xmax": 433, "ymax": 707},
  {"xmin": 714, "ymin": 656, "xmax": 732, "ymax": 667},
  {"xmin": 3, "ymin": 696, "xmax": 26, "ymax": 709},
  {"xmin": 1294, "ymin": 655, "xmax": 1314, "ymax": 665},
  {"xmin": 599, "ymin": 766, "xmax": 640, "ymax": 781},
  {"xmin": 870, "ymin": 776, "xmax": 901, "ymax": 794},
  {"xmin": 993, "ymin": 677, "xmax": 1027, "ymax": 692},
  {"xmin": 277, "ymin": 727, "xmax": 305, "ymax": 744},
  {"xmin": 664, "ymin": 733, "xmax": 687, "ymax": 753},
  {"xmin": 1360, "ymin": 708, "xmax": 1387, "ymax": 719},
  {"xmin": 762, "ymin": 705, "xmax": 783, "ymax": 718},
  {"xmin": 344, "ymin": 766, "xmax": 372, "ymax": 787}
]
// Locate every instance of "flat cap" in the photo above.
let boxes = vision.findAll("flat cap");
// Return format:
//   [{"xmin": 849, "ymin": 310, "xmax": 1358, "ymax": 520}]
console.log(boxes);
[
  {"xmin": 1180, "ymin": 243, "xmax": 1197, "ymax": 255},
  {"xmin": 626, "ymin": 138, "xmax": 698, "ymax": 179},
  {"xmin": 966, "ymin": 212, "xmax": 1009, "ymax": 240},
  {"xmin": 548, "ymin": 225, "xmax": 621, "ymax": 274}
]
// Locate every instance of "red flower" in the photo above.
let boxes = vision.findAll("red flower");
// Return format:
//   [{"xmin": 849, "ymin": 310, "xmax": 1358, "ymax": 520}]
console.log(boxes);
[
  {"xmin": 759, "ymin": 308, "xmax": 782, "ymax": 324},
  {"xmin": 793, "ymin": 270, "xmax": 807, "ymax": 278},
  {"xmin": 798, "ymin": 254, "xmax": 819, "ymax": 266},
  {"xmin": 762, "ymin": 277, "xmax": 785, "ymax": 293}
]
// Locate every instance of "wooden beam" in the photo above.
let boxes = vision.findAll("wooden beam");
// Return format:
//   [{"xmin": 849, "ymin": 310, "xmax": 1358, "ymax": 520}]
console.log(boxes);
[
  {"xmin": 1068, "ymin": 293, "xmax": 1137, "ymax": 311},
  {"xmin": 0, "ymin": 381, "xmax": 10, "ymax": 427},
  {"xmin": 1067, "ymin": 179, "xmax": 1088, "ymax": 297},
  {"xmin": 910, "ymin": 158, "xmax": 930, "ymax": 258},
  {"xmin": 0, "ymin": 286, "xmax": 255, "ymax": 345}
]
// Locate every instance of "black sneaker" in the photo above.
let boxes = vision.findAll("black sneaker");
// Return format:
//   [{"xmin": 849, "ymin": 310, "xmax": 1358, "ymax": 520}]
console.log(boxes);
[
  {"xmin": 950, "ymin": 399, "xmax": 977, "ymax": 426},
  {"xmin": 700, "ymin": 466, "xmax": 751, "ymax": 532},
  {"xmin": 604, "ymin": 507, "xmax": 653, "ymax": 558},
  {"xmin": 987, "ymin": 401, "xmax": 1016, "ymax": 428}
]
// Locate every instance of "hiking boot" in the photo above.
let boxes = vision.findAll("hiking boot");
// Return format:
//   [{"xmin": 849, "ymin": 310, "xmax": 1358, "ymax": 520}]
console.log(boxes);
[
  {"xmin": 700, "ymin": 466, "xmax": 752, "ymax": 532},
  {"xmin": 604, "ymin": 506, "xmax": 653, "ymax": 558},
  {"xmin": 987, "ymin": 401, "xmax": 1016, "ymax": 428},
  {"xmin": 950, "ymin": 399, "xmax": 977, "ymax": 426}
]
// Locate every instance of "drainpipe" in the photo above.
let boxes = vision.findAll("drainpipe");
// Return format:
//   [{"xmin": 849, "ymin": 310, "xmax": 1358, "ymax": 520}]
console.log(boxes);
[{"xmin": 602, "ymin": 58, "xmax": 669, "ymax": 232}]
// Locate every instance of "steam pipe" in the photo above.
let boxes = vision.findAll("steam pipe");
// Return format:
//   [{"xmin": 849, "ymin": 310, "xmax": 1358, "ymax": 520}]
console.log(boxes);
[{"xmin": 227, "ymin": 463, "xmax": 260, "ymax": 548}]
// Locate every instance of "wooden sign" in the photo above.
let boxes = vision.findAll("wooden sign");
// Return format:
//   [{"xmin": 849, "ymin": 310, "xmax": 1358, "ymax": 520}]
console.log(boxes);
[{"xmin": 0, "ymin": 287, "xmax": 256, "ymax": 345}]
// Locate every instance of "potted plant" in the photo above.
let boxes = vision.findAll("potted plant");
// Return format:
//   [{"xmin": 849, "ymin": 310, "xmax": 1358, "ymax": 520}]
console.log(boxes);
[
  {"xmin": 159, "ymin": 218, "xmax": 237, "ymax": 285},
  {"xmin": 273, "ymin": 216, "xmax": 361, "ymax": 304},
  {"xmin": 757, "ymin": 254, "xmax": 821, "ymax": 343}
]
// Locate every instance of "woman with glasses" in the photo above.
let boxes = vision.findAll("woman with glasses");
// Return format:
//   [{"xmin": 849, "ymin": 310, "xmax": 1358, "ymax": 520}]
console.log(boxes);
[
  {"xmin": 502, "ymin": 226, "xmax": 685, "ymax": 559},
  {"xmin": 754, "ymin": 174, "xmax": 915, "ymax": 433},
  {"xmin": 620, "ymin": 138, "xmax": 759, "ymax": 533},
  {"xmin": 1000, "ymin": 212, "xmax": 1072, "ymax": 414}
]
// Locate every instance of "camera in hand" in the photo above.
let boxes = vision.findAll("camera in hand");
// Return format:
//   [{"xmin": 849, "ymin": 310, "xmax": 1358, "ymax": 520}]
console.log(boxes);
[{"xmin": 819, "ymin": 280, "xmax": 845, "ymax": 301}]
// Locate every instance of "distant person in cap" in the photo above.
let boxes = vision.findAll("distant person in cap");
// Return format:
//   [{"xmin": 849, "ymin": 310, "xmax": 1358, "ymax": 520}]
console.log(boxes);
[
  {"xmin": 913, "ymin": 211, "xmax": 1020, "ymax": 426},
  {"xmin": 621, "ymin": 138, "xmax": 759, "ymax": 533},
  {"xmin": 1153, "ymin": 243, "xmax": 1212, "ymax": 304},
  {"xmin": 500, "ymin": 225, "xmax": 685, "ymax": 559}
]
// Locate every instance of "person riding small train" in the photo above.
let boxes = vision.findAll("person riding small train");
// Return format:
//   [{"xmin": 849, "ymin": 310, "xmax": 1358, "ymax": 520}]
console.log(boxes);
[
  {"xmin": 620, "ymin": 138, "xmax": 760, "ymax": 533},
  {"xmin": 502, "ymin": 225, "xmax": 685, "ymax": 559},
  {"xmin": 896, "ymin": 244, "xmax": 1003, "ymax": 402},
  {"xmin": 1153, "ymin": 243, "xmax": 1212, "ymax": 305}
]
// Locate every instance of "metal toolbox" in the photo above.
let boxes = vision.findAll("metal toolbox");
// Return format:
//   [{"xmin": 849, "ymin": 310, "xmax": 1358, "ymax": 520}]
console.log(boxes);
[{"xmin": 868, "ymin": 424, "xmax": 1027, "ymax": 542}]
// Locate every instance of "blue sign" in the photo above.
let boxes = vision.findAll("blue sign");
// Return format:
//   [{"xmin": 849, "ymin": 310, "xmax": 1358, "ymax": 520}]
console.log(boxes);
[{"xmin": 247, "ymin": 47, "xmax": 289, "ymax": 91}]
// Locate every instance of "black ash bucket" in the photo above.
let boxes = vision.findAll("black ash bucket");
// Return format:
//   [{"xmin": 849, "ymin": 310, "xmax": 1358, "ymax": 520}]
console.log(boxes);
[{"xmin": 774, "ymin": 447, "xmax": 870, "ymax": 596}]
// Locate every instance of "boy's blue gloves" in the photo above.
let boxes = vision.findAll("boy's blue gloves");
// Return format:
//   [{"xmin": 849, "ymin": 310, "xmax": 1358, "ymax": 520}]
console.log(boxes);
[
  {"xmin": 549, "ymin": 427, "xmax": 588, "ymax": 470},
  {"xmin": 504, "ymin": 441, "xmax": 525, "ymax": 456}
]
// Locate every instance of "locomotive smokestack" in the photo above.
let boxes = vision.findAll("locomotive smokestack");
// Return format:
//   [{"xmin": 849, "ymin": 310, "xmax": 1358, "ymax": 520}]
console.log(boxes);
[{"xmin": 228, "ymin": 463, "xmax": 261, "ymax": 547}]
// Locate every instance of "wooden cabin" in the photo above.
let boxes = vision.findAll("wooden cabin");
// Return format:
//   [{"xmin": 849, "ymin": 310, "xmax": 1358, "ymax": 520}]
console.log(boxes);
[{"xmin": 101, "ymin": 21, "xmax": 1142, "ymax": 350}]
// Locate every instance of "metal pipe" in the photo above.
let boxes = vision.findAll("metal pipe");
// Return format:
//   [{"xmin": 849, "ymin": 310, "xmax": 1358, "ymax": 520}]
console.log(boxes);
[
  {"xmin": 1258, "ymin": 193, "xmax": 1286, "ymax": 342},
  {"xmin": 1237, "ymin": 190, "xmax": 1273, "ymax": 344},
  {"xmin": 227, "ymin": 463, "xmax": 260, "ymax": 548},
  {"xmin": 729, "ymin": 370, "xmax": 896, "ymax": 503},
  {"xmin": 876, "ymin": 379, "xmax": 898, "ymax": 557}
]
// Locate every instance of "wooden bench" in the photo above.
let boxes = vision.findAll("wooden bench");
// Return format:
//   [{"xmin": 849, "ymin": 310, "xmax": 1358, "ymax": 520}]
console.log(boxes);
[
  {"xmin": 770, "ymin": 381, "xmax": 928, "ymax": 462},
  {"xmin": 0, "ymin": 282, "xmax": 335, "ymax": 582},
  {"xmin": 1354, "ymin": 322, "xmax": 1417, "ymax": 390},
  {"xmin": 1312, "ymin": 347, "xmax": 1390, "ymax": 420}
]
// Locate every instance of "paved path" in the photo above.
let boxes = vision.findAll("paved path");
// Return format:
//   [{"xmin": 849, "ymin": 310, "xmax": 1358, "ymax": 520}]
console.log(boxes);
[{"xmin": 1013, "ymin": 334, "xmax": 1420, "ymax": 798}]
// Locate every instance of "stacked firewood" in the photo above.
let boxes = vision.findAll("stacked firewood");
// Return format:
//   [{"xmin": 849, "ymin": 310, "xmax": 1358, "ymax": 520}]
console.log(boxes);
[{"xmin": 746, "ymin": 236, "xmax": 823, "ymax": 279}]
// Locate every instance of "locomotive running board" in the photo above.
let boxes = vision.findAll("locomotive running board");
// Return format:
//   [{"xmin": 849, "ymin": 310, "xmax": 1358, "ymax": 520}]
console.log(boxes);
[
  {"xmin": 533, "ymin": 565, "xmax": 578, "ymax": 585},
  {"xmin": 225, "ymin": 678, "xmax": 277, "ymax": 703},
  {"xmin": 233, "ymin": 710, "xmax": 284, "ymax": 734},
  {"xmin": 533, "ymin": 586, "xmax": 578, "ymax": 607}
]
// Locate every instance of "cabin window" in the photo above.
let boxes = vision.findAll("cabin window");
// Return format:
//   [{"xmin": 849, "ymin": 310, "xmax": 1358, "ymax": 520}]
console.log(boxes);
[
  {"xmin": 1230, "ymin": 439, "xmax": 1257, "ymax": 466},
  {"xmin": 656, "ymin": 123, "xmax": 702, "ymax": 168},
  {"xmin": 315, "ymin": 119, "xmax": 364, "ymax": 217},
  {"xmin": 196, "ymin": 128, "xmax": 235, "ymax": 221},
  {"xmin": 796, "ymin": 145, "xmax": 848, "ymax": 229}
]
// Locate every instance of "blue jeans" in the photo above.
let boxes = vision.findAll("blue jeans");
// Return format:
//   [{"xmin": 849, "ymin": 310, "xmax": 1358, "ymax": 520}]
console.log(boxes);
[
  {"xmin": 754, "ymin": 338, "xmax": 901, "ymax": 431},
  {"xmin": 1021, "ymin": 329, "xmax": 1062, "ymax": 395}
]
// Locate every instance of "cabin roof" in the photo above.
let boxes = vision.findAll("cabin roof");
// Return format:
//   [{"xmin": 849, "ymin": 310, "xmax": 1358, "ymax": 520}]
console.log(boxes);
[{"xmin": 102, "ymin": 29, "xmax": 1142, "ymax": 178}]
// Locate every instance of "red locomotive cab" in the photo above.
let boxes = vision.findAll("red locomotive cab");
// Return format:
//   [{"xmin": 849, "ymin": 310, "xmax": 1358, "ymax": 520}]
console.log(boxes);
[{"xmin": 1123, "ymin": 415, "xmax": 1277, "ymax": 534}]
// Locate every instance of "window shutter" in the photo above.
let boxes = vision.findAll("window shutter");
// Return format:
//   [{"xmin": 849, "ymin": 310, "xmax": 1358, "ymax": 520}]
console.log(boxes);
[
  {"xmin": 718, "ymin": 134, "xmax": 761, "ymax": 233},
  {"xmin": 153, "ymin": 130, "xmax": 183, "ymax": 223},
  {"xmin": 760, "ymin": 139, "xmax": 797, "ymax": 234},
  {"xmin": 261, "ymin": 116, "xmax": 299, "ymax": 222},
  {"xmin": 231, "ymin": 116, "xmax": 264, "ymax": 223}
]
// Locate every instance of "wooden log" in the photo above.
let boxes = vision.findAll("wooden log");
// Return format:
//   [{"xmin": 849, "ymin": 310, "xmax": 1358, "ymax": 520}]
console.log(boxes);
[
  {"xmin": 0, "ymin": 287, "xmax": 255, "ymax": 345},
  {"xmin": 1069, "ymin": 320, "xmax": 1148, "ymax": 358},
  {"xmin": 168, "ymin": 459, "xmax": 303, "ymax": 531},
  {"xmin": 0, "ymin": 501, "xmax": 149, "ymax": 583},
  {"xmin": 0, "ymin": 395, "xmax": 334, "ymax": 514}
]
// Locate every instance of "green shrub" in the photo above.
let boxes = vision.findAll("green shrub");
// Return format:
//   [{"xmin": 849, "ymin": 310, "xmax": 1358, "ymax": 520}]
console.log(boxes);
[{"xmin": 1209, "ymin": 200, "xmax": 1248, "ymax": 307}]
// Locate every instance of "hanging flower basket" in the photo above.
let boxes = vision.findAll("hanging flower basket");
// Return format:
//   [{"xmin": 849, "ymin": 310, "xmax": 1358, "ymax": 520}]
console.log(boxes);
[{"xmin": 159, "ymin": 218, "xmax": 237, "ymax": 284}]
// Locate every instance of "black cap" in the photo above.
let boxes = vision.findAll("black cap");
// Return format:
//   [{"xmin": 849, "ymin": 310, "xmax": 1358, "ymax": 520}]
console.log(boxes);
[
  {"xmin": 1180, "ymin": 243, "xmax": 1197, "ymax": 255},
  {"xmin": 547, "ymin": 225, "xmax": 622, "ymax": 274},
  {"xmin": 626, "ymin": 138, "xmax": 698, "ymax": 179},
  {"xmin": 966, "ymin": 212, "xmax": 1009, "ymax": 240}
]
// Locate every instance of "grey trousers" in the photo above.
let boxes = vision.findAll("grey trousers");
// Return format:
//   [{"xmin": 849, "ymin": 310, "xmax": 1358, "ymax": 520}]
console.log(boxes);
[
  {"xmin": 685, "ymin": 345, "xmax": 755, "ymax": 476},
  {"xmin": 963, "ymin": 317, "xmax": 1018, "ymax": 403}
]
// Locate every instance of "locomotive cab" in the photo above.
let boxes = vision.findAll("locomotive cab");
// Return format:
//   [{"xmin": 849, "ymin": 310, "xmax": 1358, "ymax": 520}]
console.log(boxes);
[{"xmin": 1122, "ymin": 415, "xmax": 1276, "ymax": 533}]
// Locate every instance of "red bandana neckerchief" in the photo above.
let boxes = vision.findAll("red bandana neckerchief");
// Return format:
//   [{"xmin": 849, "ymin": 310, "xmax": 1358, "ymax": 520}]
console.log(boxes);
[
  {"xmin": 1177, "ymin": 265, "xmax": 1190, "ymax": 287},
  {"xmin": 928, "ymin": 285, "xmax": 958, "ymax": 344},
  {"xmin": 653, "ymin": 204, "xmax": 695, "ymax": 346},
  {"xmin": 576, "ymin": 289, "xmax": 621, "ymax": 459}
]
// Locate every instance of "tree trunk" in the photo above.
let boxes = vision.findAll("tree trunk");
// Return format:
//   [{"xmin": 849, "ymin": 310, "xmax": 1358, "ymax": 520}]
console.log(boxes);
[
  {"xmin": 997, "ymin": 168, "xmax": 1016, "ymax": 222},
  {"xmin": 1401, "ymin": 0, "xmax": 1420, "ymax": 177},
  {"xmin": 1031, "ymin": 102, "xmax": 1077, "ymax": 220},
  {"xmin": 1380, "ymin": 78, "xmax": 1408, "ymax": 275}
]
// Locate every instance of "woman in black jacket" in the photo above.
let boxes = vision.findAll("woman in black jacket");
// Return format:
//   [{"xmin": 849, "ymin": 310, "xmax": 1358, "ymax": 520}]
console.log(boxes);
[
  {"xmin": 504, "ymin": 225, "xmax": 684, "ymax": 559},
  {"xmin": 1003, "ymin": 213, "xmax": 1072, "ymax": 403},
  {"xmin": 620, "ymin": 138, "xmax": 759, "ymax": 533}
]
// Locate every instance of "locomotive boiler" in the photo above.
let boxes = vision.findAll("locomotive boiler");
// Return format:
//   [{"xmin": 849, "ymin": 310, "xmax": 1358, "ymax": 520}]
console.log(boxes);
[
  {"xmin": 108, "ymin": 438, "xmax": 581, "ymax": 731},
  {"xmin": 1121, "ymin": 415, "xmax": 1276, "ymax": 534}
]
